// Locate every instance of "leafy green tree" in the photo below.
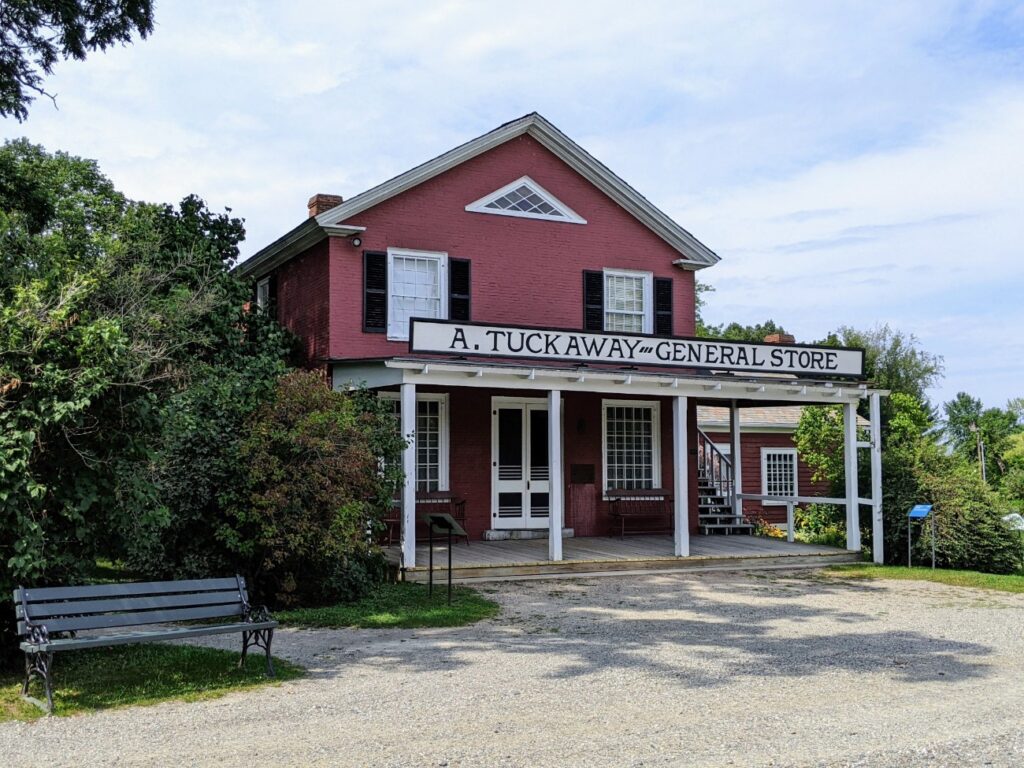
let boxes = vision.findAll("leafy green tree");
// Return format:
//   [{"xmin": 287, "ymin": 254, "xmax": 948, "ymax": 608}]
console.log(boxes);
[
  {"xmin": 0, "ymin": 1, "xmax": 154, "ymax": 120},
  {"xmin": 0, "ymin": 140, "xmax": 281, "ymax": 665},
  {"xmin": 796, "ymin": 391, "xmax": 1021, "ymax": 571},
  {"xmin": 943, "ymin": 392, "xmax": 1021, "ymax": 483},
  {"xmin": 821, "ymin": 325, "xmax": 943, "ymax": 421}
]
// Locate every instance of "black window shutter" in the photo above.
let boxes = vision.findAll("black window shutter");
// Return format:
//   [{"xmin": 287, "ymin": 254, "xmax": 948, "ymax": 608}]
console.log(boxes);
[
  {"xmin": 654, "ymin": 277, "xmax": 673, "ymax": 336},
  {"xmin": 583, "ymin": 270, "xmax": 604, "ymax": 331},
  {"xmin": 449, "ymin": 258, "xmax": 471, "ymax": 321},
  {"xmin": 363, "ymin": 251, "xmax": 387, "ymax": 333}
]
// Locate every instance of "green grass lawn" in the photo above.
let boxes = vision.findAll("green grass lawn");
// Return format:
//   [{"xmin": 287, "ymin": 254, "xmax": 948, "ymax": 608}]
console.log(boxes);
[
  {"xmin": 0, "ymin": 644, "xmax": 302, "ymax": 722},
  {"xmin": 276, "ymin": 582, "xmax": 501, "ymax": 629},
  {"xmin": 826, "ymin": 564, "xmax": 1024, "ymax": 593}
]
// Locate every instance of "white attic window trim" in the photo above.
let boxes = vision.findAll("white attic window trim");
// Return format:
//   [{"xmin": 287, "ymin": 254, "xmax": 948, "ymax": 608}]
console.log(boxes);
[{"xmin": 465, "ymin": 175, "xmax": 586, "ymax": 224}]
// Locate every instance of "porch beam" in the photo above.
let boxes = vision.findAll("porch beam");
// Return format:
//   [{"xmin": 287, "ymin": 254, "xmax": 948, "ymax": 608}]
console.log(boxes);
[
  {"xmin": 400, "ymin": 381, "xmax": 417, "ymax": 568},
  {"xmin": 548, "ymin": 389, "xmax": 564, "ymax": 562},
  {"xmin": 869, "ymin": 392, "xmax": 884, "ymax": 564},
  {"xmin": 672, "ymin": 395, "xmax": 690, "ymax": 557},
  {"xmin": 843, "ymin": 401, "xmax": 861, "ymax": 552}
]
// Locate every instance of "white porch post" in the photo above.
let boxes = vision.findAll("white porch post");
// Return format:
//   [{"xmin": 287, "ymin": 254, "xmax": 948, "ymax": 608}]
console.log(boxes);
[
  {"xmin": 672, "ymin": 395, "xmax": 690, "ymax": 557},
  {"xmin": 729, "ymin": 400, "xmax": 743, "ymax": 519},
  {"xmin": 869, "ymin": 392, "xmax": 884, "ymax": 564},
  {"xmin": 400, "ymin": 382, "xmax": 417, "ymax": 568},
  {"xmin": 548, "ymin": 389, "xmax": 564, "ymax": 562},
  {"xmin": 843, "ymin": 401, "xmax": 861, "ymax": 552}
]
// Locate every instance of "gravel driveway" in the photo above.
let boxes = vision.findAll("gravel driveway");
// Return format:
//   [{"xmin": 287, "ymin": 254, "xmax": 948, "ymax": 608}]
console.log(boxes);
[{"xmin": 3, "ymin": 569, "xmax": 1024, "ymax": 767}]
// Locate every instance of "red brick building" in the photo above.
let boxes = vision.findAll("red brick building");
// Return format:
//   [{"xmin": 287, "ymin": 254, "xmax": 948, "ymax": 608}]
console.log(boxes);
[{"xmin": 240, "ymin": 114, "xmax": 884, "ymax": 572}]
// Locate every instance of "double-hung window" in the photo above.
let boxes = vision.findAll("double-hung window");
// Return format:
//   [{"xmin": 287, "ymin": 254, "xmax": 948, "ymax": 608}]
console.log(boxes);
[
  {"xmin": 256, "ymin": 277, "xmax": 270, "ymax": 310},
  {"xmin": 603, "ymin": 269, "xmax": 652, "ymax": 333},
  {"xmin": 602, "ymin": 399, "xmax": 661, "ymax": 491},
  {"xmin": 761, "ymin": 447, "xmax": 798, "ymax": 504},
  {"xmin": 387, "ymin": 248, "xmax": 448, "ymax": 341},
  {"xmin": 380, "ymin": 393, "xmax": 449, "ymax": 492}
]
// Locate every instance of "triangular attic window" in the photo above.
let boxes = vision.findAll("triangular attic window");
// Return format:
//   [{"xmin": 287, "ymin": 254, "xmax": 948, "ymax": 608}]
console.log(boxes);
[{"xmin": 465, "ymin": 176, "xmax": 586, "ymax": 224}]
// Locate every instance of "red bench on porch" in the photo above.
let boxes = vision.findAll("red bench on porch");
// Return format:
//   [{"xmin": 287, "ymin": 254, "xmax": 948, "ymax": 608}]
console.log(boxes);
[
  {"xmin": 384, "ymin": 492, "xmax": 470, "ymax": 546},
  {"xmin": 607, "ymin": 489, "xmax": 673, "ymax": 537}
]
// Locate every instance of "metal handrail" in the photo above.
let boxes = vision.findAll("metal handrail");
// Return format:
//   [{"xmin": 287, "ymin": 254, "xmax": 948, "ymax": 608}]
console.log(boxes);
[{"xmin": 696, "ymin": 426, "xmax": 734, "ymax": 502}]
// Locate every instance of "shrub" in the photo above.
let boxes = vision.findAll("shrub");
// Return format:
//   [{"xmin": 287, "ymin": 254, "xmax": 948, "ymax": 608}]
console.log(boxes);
[{"xmin": 217, "ymin": 372, "xmax": 404, "ymax": 607}]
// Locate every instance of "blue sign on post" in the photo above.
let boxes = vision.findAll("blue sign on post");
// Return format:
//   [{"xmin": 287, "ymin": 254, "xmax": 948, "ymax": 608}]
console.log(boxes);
[{"xmin": 907, "ymin": 504, "xmax": 936, "ymax": 568}]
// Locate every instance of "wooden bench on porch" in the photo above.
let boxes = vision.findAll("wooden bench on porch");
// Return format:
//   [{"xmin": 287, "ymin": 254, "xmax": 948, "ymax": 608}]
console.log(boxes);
[
  {"xmin": 385, "ymin": 491, "xmax": 470, "ymax": 546},
  {"xmin": 607, "ymin": 489, "xmax": 674, "ymax": 537}
]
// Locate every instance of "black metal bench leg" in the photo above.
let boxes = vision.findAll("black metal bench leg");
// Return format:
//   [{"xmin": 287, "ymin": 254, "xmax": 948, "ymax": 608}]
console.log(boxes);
[
  {"xmin": 238, "ymin": 630, "xmax": 251, "ymax": 669},
  {"xmin": 22, "ymin": 651, "xmax": 55, "ymax": 714},
  {"xmin": 264, "ymin": 629, "xmax": 275, "ymax": 677}
]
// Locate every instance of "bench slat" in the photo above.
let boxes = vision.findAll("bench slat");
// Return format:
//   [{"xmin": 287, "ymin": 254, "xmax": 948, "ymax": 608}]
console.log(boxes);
[
  {"xmin": 16, "ymin": 577, "xmax": 241, "ymax": 603},
  {"xmin": 15, "ymin": 590, "xmax": 243, "ymax": 620},
  {"xmin": 17, "ymin": 603, "xmax": 245, "ymax": 635},
  {"xmin": 20, "ymin": 621, "xmax": 277, "ymax": 652}
]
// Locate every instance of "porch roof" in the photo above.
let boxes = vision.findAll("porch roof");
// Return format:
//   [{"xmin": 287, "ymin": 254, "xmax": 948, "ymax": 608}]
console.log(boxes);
[{"xmin": 332, "ymin": 357, "xmax": 887, "ymax": 406}]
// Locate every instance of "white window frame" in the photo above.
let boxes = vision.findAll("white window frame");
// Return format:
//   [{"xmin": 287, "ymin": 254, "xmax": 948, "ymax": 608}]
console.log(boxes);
[
  {"xmin": 601, "ymin": 398, "xmax": 662, "ymax": 493},
  {"xmin": 760, "ymin": 447, "xmax": 798, "ymax": 505},
  {"xmin": 380, "ymin": 392, "xmax": 450, "ymax": 492},
  {"xmin": 256, "ymin": 277, "xmax": 270, "ymax": 310},
  {"xmin": 465, "ymin": 175, "xmax": 587, "ymax": 224},
  {"xmin": 386, "ymin": 247, "xmax": 448, "ymax": 341},
  {"xmin": 602, "ymin": 268, "xmax": 653, "ymax": 334}
]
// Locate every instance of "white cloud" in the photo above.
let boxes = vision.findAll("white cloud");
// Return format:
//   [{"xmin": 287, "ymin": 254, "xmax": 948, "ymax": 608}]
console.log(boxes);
[{"xmin": 2, "ymin": 0, "xmax": 1021, "ymax": 406}]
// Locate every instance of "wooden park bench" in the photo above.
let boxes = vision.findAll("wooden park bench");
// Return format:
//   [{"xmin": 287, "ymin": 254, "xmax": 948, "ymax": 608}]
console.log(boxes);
[
  {"xmin": 607, "ymin": 489, "xmax": 674, "ymax": 537},
  {"xmin": 13, "ymin": 575, "xmax": 277, "ymax": 714}
]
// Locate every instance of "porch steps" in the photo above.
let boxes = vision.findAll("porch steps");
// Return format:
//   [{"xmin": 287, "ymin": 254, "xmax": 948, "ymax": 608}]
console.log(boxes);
[{"xmin": 697, "ymin": 472, "xmax": 754, "ymax": 536}]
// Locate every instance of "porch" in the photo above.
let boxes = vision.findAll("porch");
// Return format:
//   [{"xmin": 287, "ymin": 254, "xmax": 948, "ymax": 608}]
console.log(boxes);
[{"xmin": 388, "ymin": 534, "xmax": 860, "ymax": 582}]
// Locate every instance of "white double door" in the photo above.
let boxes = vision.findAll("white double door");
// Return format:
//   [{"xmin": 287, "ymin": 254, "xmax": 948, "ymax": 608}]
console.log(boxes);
[{"xmin": 491, "ymin": 397, "xmax": 551, "ymax": 529}]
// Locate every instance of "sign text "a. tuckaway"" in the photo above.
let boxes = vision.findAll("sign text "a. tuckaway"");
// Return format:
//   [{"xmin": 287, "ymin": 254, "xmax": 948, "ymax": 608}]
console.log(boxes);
[{"xmin": 409, "ymin": 320, "xmax": 865, "ymax": 377}]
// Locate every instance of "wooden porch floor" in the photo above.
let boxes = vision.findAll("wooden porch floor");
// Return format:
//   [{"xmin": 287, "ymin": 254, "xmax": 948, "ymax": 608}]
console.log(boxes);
[{"xmin": 388, "ymin": 534, "xmax": 858, "ymax": 582}]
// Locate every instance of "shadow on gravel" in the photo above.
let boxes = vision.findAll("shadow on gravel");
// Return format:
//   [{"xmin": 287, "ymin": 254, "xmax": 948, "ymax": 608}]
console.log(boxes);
[{"xmin": 336, "ymin": 572, "xmax": 996, "ymax": 689}]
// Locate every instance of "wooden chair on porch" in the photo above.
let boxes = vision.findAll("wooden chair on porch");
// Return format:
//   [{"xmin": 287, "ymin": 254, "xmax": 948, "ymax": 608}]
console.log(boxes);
[
  {"xmin": 606, "ymin": 489, "xmax": 674, "ymax": 537},
  {"xmin": 384, "ymin": 491, "xmax": 470, "ymax": 546}
]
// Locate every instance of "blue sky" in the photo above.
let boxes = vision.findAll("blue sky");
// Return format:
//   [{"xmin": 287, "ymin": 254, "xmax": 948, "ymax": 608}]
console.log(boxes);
[{"xmin": 3, "ymin": 1, "xmax": 1022, "ymax": 409}]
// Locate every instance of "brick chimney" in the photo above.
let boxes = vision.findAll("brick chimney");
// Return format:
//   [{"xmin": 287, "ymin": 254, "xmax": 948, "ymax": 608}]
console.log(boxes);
[
  {"xmin": 307, "ymin": 193, "xmax": 344, "ymax": 218},
  {"xmin": 763, "ymin": 332, "xmax": 796, "ymax": 344}
]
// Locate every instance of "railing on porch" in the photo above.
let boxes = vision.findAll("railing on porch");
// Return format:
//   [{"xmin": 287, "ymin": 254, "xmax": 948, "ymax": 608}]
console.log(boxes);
[{"xmin": 696, "ymin": 426, "xmax": 734, "ymax": 501}]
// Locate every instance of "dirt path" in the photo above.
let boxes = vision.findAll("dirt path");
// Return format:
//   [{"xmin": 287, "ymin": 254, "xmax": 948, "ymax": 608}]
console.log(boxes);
[{"xmin": 3, "ymin": 570, "xmax": 1023, "ymax": 767}]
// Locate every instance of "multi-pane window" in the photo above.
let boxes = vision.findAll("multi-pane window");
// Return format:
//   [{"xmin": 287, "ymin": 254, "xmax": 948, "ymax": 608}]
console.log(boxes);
[
  {"xmin": 761, "ymin": 448, "xmax": 798, "ymax": 503},
  {"xmin": 256, "ymin": 277, "xmax": 270, "ymax": 310},
  {"xmin": 381, "ymin": 394, "xmax": 448, "ymax": 492},
  {"xmin": 387, "ymin": 249, "xmax": 447, "ymax": 340},
  {"xmin": 486, "ymin": 183, "xmax": 564, "ymax": 218},
  {"xmin": 603, "ymin": 401, "xmax": 660, "ymax": 491},
  {"xmin": 465, "ymin": 176, "xmax": 586, "ymax": 224},
  {"xmin": 604, "ymin": 270, "xmax": 651, "ymax": 333}
]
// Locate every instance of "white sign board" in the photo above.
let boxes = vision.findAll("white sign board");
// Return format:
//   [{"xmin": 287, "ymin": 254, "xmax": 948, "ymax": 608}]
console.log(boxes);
[{"xmin": 410, "ymin": 320, "xmax": 865, "ymax": 377}]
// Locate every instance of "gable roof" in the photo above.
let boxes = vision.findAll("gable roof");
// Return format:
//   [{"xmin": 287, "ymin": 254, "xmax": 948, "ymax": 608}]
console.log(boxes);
[{"xmin": 237, "ymin": 113, "xmax": 720, "ymax": 279}]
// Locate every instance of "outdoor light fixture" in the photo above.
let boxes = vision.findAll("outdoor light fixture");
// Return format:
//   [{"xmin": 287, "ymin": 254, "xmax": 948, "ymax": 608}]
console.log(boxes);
[{"xmin": 350, "ymin": 236, "xmax": 362, "ymax": 247}]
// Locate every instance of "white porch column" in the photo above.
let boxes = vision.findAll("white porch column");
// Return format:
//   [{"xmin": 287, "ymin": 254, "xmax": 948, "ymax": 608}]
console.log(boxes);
[
  {"xmin": 869, "ymin": 392, "xmax": 884, "ymax": 564},
  {"xmin": 400, "ymin": 382, "xmax": 417, "ymax": 569},
  {"xmin": 547, "ymin": 389, "xmax": 564, "ymax": 562},
  {"xmin": 729, "ymin": 400, "xmax": 743, "ymax": 519},
  {"xmin": 843, "ymin": 401, "xmax": 861, "ymax": 552},
  {"xmin": 672, "ymin": 395, "xmax": 690, "ymax": 557}
]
